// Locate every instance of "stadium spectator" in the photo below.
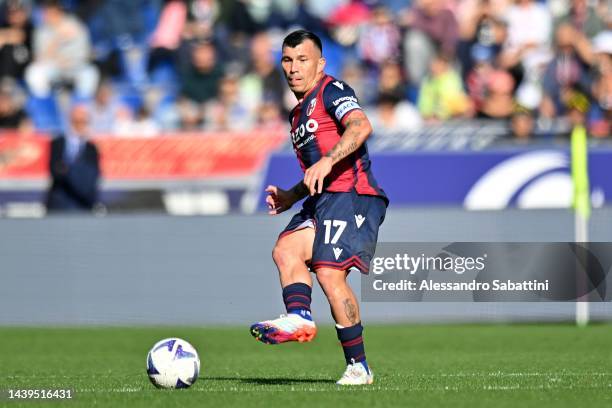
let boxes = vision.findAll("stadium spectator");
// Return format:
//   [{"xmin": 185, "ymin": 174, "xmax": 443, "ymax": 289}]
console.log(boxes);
[
  {"xmin": 554, "ymin": 0, "xmax": 607, "ymax": 39},
  {"xmin": 113, "ymin": 105, "xmax": 161, "ymax": 138},
  {"xmin": 588, "ymin": 35, "xmax": 611, "ymax": 137},
  {"xmin": 466, "ymin": 47, "xmax": 497, "ymax": 111},
  {"xmin": 239, "ymin": 32, "xmax": 286, "ymax": 114},
  {"xmin": 180, "ymin": 40, "xmax": 223, "ymax": 104},
  {"xmin": 286, "ymin": 1, "xmax": 327, "ymax": 34},
  {"xmin": 0, "ymin": 0, "xmax": 33, "ymax": 82},
  {"xmin": 377, "ymin": 0, "xmax": 414, "ymax": 15},
  {"xmin": 476, "ymin": 69, "xmax": 515, "ymax": 119},
  {"xmin": 564, "ymin": 90, "xmax": 591, "ymax": 129},
  {"xmin": 340, "ymin": 60, "xmax": 374, "ymax": 106},
  {"xmin": 89, "ymin": 81, "xmax": 125, "ymax": 134},
  {"xmin": 498, "ymin": 0, "xmax": 552, "ymax": 79},
  {"xmin": 46, "ymin": 103, "xmax": 100, "ymax": 212},
  {"xmin": 88, "ymin": 0, "xmax": 150, "ymax": 44},
  {"xmin": 456, "ymin": 0, "xmax": 510, "ymax": 28},
  {"xmin": 377, "ymin": 59, "xmax": 408, "ymax": 102},
  {"xmin": 183, "ymin": 0, "xmax": 219, "ymax": 42},
  {"xmin": 0, "ymin": 80, "xmax": 31, "ymax": 132},
  {"xmin": 457, "ymin": 0, "xmax": 508, "ymax": 81},
  {"xmin": 417, "ymin": 53, "xmax": 471, "ymax": 121},
  {"xmin": 401, "ymin": 0, "xmax": 459, "ymax": 85},
  {"xmin": 84, "ymin": 0, "xmax": 152, "ymax": 81},
  {"xmin": 367, "ymin": 92, "xmax": 423, "ymax": 133},
  {"xmin": 591, "ymin": 31, "xmax": 612, "ymax": 73},
  {"xmin": 224, "ymin": 0, "xmax": 266, "ymax": 36},
  {"xmin": 147, "ymin": 0, "xmax": 188, "ymax": 79},
  {"xmin": 303, "ymin": 0, "xmax": 344, "ymax": 21},
  {"xmin": 176, "ymin": 97, "xmax": 204, "ymax": 130},
  {"xmin": 509, "ymin": 103, "xmax": 535, "ymax": 140},
  {"xmin": 204, "ymin": 72, "xmax": 253, "ymax": 131},
  {"xmin": 255, "ymin": 99, "xmax": 284, "ymax": 130},
  {"xmin": 326, "ymin": 0, "xmax": 371, "ymax": 48},
  {"xmin": 24, "ymin": 0, "xmax": 99, "ymax": 99},
  {"xmin": 244, "ymin": 0, "xmax": 322, "ymax": 35},
  {"xmin": 357, "ymin": 5, "xmax": 400, "ymax": 68},
  {"xmin": 540, "ymin": 23, "xmax": 594, "ymax": 120}
]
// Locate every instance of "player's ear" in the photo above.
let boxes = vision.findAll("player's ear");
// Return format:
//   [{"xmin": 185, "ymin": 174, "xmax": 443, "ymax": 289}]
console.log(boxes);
[{"xmin": 317, "ymin": 57, "xmax": 326, "ymax": 74}]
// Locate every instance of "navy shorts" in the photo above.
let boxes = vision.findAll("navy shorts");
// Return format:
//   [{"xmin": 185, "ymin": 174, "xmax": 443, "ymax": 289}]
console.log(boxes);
[{"xmin": 279, "ymin": 191, "xmax": 387, "ymax": 274}]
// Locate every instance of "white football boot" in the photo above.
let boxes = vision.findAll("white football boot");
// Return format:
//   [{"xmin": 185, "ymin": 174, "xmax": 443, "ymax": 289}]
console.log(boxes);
[{"xmin": 336, "ymin": 359, "xmax": 374, "ymax": 385}]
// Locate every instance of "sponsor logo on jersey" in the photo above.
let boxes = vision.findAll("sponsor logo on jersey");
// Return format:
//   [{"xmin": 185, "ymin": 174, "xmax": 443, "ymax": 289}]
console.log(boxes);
[
  {"xmin": 306, "ymin": 98, "xmax": 317, "ymax": 116},
  {"xmin": 295, "ymin": 134, "xmax": 316, "ymax": 149},
  {"xmin": 291, "ymin": 119, "xmax": 319, "ymax": 145},
  {"xmin": 305, "ymin": 118, "xmax": 318, "ymax": 133},
  {"xmin": 332, "ymin": 95, "xmax": 358, "ymax": 107},
  {"xmin": 332, "ymin": 81, "xmax": 344, "ymax": 90},
  {"xmin": 334, "ymin": 101, "xmax": 361, "ymax": 121}
]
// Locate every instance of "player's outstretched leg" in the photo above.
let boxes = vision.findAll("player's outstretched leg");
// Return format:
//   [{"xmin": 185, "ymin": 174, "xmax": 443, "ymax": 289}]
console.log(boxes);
[
  {"xmin": 250, "ymin": 228, "xmax": 317, "ymax": 345},
  {"xmin": 316, "ymin": 268, "xmax": 373, "ymax": 385},
  {"xmin": 250, "ymin": 283, "xmax": 317, "ymax": 344}
]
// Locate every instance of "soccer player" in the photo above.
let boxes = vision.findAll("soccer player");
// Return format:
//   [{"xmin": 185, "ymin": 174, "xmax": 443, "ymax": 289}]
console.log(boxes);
[{"xmin": 250, "ymin": 30, "xmax": 388, "ymax": 385}]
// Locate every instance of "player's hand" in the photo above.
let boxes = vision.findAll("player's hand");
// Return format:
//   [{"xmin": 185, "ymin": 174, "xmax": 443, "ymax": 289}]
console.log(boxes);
[
  {"xmin": 304, "ymin": 156, "xmax": 333, "ymax": 196},
  {"xmin": 265, "ymin": 185, "xmax": 296, "ymax": 215}
]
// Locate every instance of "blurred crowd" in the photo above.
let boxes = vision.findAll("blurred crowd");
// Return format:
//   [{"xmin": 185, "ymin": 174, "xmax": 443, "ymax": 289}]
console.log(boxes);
[{"xmin": 0, "ymin": 0, "xmax": 609, "ymax": 140}]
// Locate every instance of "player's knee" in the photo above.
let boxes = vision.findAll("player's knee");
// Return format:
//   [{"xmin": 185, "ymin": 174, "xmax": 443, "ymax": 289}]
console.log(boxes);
[
  {"xmin": 316, "ymin": 269, "xmax": 345, "ymax": 295},
  {"xmin": 272, "ymin": 243, "xmax": 300, "ymax": 270}
]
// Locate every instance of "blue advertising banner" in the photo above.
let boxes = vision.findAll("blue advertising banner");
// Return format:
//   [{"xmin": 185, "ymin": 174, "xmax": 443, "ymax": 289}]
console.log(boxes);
[{"xmin": 258, "ymin": 148, "xmax": 612, "ymax": 210}]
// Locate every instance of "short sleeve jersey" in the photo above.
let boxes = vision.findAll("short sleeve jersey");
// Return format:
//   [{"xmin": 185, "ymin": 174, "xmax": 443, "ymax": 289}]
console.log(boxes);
[{"xmin": 289, "ymin": 74, "xmax": 387, "ymax": 202}]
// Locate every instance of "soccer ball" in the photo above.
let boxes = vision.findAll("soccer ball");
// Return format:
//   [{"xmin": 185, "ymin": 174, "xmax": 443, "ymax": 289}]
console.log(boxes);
[{"xmin": 146, "ymin": 338, "xmax": 200, "ymax": 389}]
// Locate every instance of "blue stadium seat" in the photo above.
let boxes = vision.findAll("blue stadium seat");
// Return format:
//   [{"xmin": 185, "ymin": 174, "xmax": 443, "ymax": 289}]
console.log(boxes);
[
  {"xmin": 25, "ymin": 96, "xmax": 62, "ymax": 133},
  {"xmin": 319, "ymin": 34, "xmax": 345, "ymax": 78},
  {"xmin": 116, "ymin": 84, "xmax": 144, "ymax": 113},
  {"xmin": 149, "ymin": 59, "xmax": 178, "ymax": 86}
]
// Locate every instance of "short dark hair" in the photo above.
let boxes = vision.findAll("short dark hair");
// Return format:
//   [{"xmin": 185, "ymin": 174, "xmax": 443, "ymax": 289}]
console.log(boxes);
[
  {"xmin": 282, "ymin": 30, "xmax": 322, "ymax": 53},
  {"xmin": 40, "ymin": 0, "xmax": 63, "ymax": 9},
  {"xmin": 377, "ymin": 92, "xmax": 401, "ymax": 107}
]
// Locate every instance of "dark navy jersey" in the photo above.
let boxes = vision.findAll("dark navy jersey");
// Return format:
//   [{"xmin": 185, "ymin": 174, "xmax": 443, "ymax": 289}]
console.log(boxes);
[{"xmin": 289, "ymin": 74, "xmax": 387, "ymax": 203}]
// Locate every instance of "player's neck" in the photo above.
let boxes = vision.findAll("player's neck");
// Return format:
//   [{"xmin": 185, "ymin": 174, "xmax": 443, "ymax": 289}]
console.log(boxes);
[{"xmin": 294, "ymin": 72, "xmax": 325, "ymax": 101}]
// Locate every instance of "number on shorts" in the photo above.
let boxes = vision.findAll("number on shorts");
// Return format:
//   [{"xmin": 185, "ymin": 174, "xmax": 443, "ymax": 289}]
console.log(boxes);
[{"xmin": 322, "ymin": 219, "xmax": 347, "ymax": 244}]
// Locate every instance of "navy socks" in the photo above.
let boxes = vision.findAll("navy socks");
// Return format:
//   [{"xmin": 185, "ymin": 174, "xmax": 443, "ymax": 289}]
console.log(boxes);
[
  {"xmin": 282, "ymin": 282, "xmax": 312, "ymax": 321},
  {"xmin": 336, "ymin": 322, "xmax": 368, "ymax": 368}
]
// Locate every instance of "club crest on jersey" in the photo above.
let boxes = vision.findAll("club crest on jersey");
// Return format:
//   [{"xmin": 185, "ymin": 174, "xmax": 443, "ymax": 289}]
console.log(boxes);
[{"xmin": 306, "ymin": 98, "xmax": 317, "ymax": 116}]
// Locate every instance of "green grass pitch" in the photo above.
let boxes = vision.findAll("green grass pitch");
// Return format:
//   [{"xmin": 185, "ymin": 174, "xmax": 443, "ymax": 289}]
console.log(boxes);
[{"xmin": 1, "ymin": 324, "xmax": 611, "ymax": 407}]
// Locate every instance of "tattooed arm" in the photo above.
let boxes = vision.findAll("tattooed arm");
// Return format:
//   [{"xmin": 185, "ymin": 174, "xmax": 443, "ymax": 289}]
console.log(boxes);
[
  {"xmin": 303, "ymin": 110, "xmax": 373, "ymax": 196},
  {"xmin": 324, "ymin": 110, "xmax": 373, "ymax": 165}
]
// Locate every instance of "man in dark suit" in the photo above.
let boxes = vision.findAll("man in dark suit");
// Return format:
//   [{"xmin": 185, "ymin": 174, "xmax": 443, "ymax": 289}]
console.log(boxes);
[{"xmin": 46, "ymin": 104, "xmax": 100, "ymax": 212}]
